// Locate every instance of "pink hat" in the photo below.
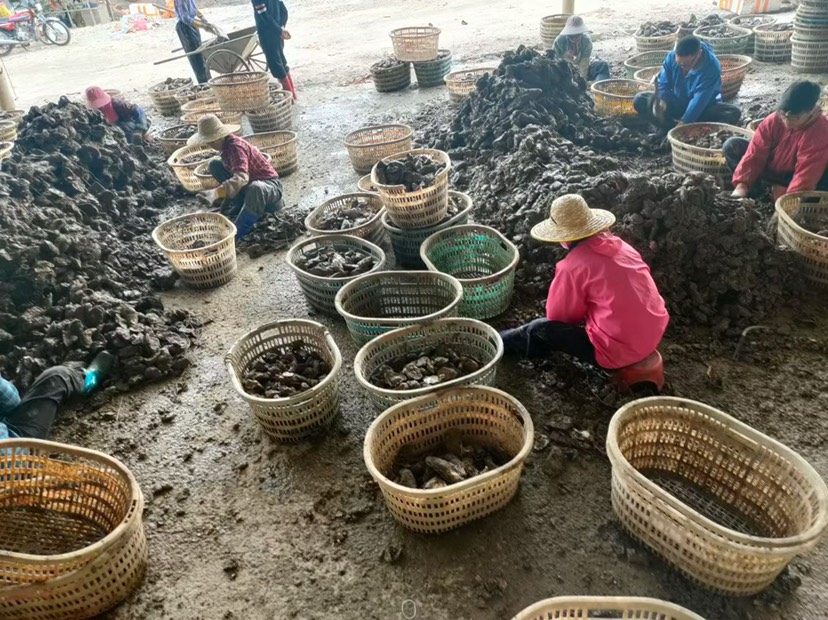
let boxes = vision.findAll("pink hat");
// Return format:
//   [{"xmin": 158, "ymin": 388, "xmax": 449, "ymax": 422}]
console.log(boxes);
[{"xmin": 85, "ymin": 86, "xmax": 112, "ymax": 110}]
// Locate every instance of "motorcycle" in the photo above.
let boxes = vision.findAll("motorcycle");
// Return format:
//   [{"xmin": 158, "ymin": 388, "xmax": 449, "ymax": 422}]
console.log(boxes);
[{"xmin": 0, "ymin": 0, "xmax": 71, "ymax": 56}]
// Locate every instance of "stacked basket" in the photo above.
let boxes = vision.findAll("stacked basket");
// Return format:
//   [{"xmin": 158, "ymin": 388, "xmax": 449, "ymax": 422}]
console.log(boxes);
[
  {"xmin": 792, "ymin": 0, "xmax": 828, "ymax": 72},
  {"xmin": 753, "ymin": 23, "xmax": 795, "ymax": 63},
  {"xmin": 718, "ymin": 55, "xmax": 753, "ymax": 100},
  {"xmin": 305, "ymin": 193, "xmax": 386, "ymax": 246},
  {"xmin": 694, "ymin": 23, "xmax": 752, "ymax": 55},
  {"xmin": 148, "ymin": 78, "xmax": 193, "ymax": 116},
  {"xmin": 243, "ymin": 130, "xmax": 298, "ymax": 177},
  {"xmin": 413, "ymin": 49, "xmax": 453, "ymax": 87},
  {"xmin": 623, "ymin": 51, "xmax": 669, "ymax": 79},
  {"xmin": 344, "ymin": 124, "xmax": 414, "ymax": 175},
  {"xmin": 382, "ymin": 26, "xmax": 442, "ymax": 90},
  {"xmin": 540, "ymin": 14, "xmax": 571, "ymax": 49},
  {"xmin": 370, "ymin": 58, "xmax": 412, "ymax": 93}
]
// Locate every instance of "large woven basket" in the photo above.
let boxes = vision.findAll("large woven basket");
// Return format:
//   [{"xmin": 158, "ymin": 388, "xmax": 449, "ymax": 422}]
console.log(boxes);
[
  {"xmin": 540, "ymin": 14, "xmax": 571, "ymax": 48},
  {"xmin": 389, "ymin": 26, "xmax": 440, "ymax": 62},
  {"xmin": 354, "ymin": 318, "xmax": 503, "ymax": 412},
  {"xmin": 0, "ymin": 141, "xmax": 12, "ymax": 163},
  {"xmin": 695, "ymin": 24, "xmax": 752, "ymax": 54},
  {"xmin": 155, "ymin": 124, "xmax": 196, "ymax": 155},
  {"xmin": 167, "ymin": 144, "xmax": 220, "ymax": 193},
  {"xmin": 512, "ymin": 597, "xmax": 706, "ymax": 620},
  {"xmin": 193, "ymin": 161, "xmax": 220, "ymax": 191},
  {"xmin": 181, "ymin": 109, "xmax": 242, "ymax": 127},
  {"xmin": 667, "ymin": 122, "xmax": 754, "ymax": 186},
  {"xmin": 305, "ymin": 193, "xmax": 386, "ymax": 245},
  {"xmin": 247, "ymin": 90, "xmax": 293, "ymax": 132},
  {"xmin": 371, "ymin": 148, "xmax": 451, "ymax": 229},
  {"xmin": 344, "ymin": 124, "xmax": 414, "ymax": 175},
  {"xmin": 148, "ymin": 78, "xmax": 192, "ymax": 116},
  {"xmin": 634, "ymin": 25, "xmax": 679, "ymax": 51},
  {"xmin": 421, "ymin": 224, "xmax": 519, "ymax": 320},
  {"xmin": 794, "ymin": 3, "xmax": 828, "ymax": 41},
  {"xmin": 590, "ymin": 79, "xmax": 651, "ymax": 116},
  {"xmin": 225, "ymin": 320, "xmax": 342, "ymax": 441},
  {"xmin": 383, "ymin": 190, "xmax": 473, "ymax": 268},
  {"xmin": 208, "ymin": 71, "xmax": 270, "ymax": 112},
  {"xmin": 446, "ymin": 67, "xmax": 497, "ymax": 104},
  {"xmin": 334, "ymin": 270, "xmax": 463, "ymax": 345},
  {"xmin": 730, "ymin": 14, "xmax": 776, "ymax": 50},
  {"xmin": 152, "ymin": 212, "xmax": 237, "ymax": 289},
  {"xmin": 623, "ymin": 50, "xmax": 669, "ymax": 79},
  {"xmin": 357, "ymin": 173, "xmax": 377, "ymax": 193},
  {"xmin": 633, "ymin": 66, "xmax": 661, "ymax": 85},
  {"xmin": 180, "ymin": 97, "xmax": 219, "ymax": 114},
  {"xmin": 287, "ymin": 234, "xmax": 387, "ymax": 315},
  {"xmin": 753, "ymin": 23, "xmax": 794, "ymax": 62},
  {"xmin": 413, "ymin": 49, "xmax": 453, "ymax": 86},
  {"xmin": 719, "ymin": 54, "xmax": 752, "ymax": 100},
  {"xmin": 607, "ymin": 396, "xmax": 828, "ymax": 596},
  {"xmin": 242, "ymin": 130, "xmax": 298, "ymax": 176},
  {"xmin": 0, "ymin": 109, "xmax": 24, "ymax": 127},
  {"xmin": 364, "ymin": 386, "xmax": 534, "ymax": 534},
  {"xmin": 371, "ymin": 60, "xmax": 412, "ymax": 93},
  {"xmin": 776, "ymin": 192, "xmax": 828, "ymax": 287},
  {"xmin": 0, "ymin": 120, "xmax": 17, "ymax": 142},
  {"xmin": 174, "ymin": 83, "xmax": 213, "ymax": 105},
  {"xmin": 0, "ymin": 439, "xmax": 147, "ymax": 620},
  {"xmin": 791, "ymin": 35, "xmax": 828, "ymax": 73}
]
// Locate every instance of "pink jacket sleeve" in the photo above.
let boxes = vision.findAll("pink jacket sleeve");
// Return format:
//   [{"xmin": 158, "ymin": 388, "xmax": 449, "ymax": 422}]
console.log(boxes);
[
  {"xmin": 546, "ymin": 263, "xmax": 587, "ymax": 324},
  {"xmin": 786, "ymin": 131, "xmax": 828, "ymax": 195}
]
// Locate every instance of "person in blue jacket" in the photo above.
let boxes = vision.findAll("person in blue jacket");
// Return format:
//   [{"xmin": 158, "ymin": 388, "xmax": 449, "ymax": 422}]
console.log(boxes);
[
  {"xmin": 252, "ymin": 0, "xmax": 297, "ymax": 98},
  {"xmin": 633, "ymin": 36, "xmax": 741, "ymax": 132}
]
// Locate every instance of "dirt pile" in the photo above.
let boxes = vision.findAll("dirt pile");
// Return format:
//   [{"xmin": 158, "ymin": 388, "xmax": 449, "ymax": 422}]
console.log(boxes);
[{"xmin": 0, "ymin": 98, "xmax": 200, "ymax": 390}]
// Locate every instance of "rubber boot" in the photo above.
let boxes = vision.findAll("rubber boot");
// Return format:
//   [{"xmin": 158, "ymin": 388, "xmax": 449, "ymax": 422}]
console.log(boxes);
[
  {"xmin": 283, "ymin": 73, "xmax": 297, "ymax": 100},
  {"xmin": 234, "ymin": 209, "xmax": 260, "ymax": 239},
  {"xmin": 82, "ymin": 351, "xmax": 115, "ymax": 395}
]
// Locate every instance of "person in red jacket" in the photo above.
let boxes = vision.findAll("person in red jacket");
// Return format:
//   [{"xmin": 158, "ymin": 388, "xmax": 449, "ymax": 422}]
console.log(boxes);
[
  {"xmin": 499, "ymin": 195, "xmax": 669, "ymax": 370},
  {"xmin": 727, "ymin": 80, "xmax": 828, "ymax": 200}
]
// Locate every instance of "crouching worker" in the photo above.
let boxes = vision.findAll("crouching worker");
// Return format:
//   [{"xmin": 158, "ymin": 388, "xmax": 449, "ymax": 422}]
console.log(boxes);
[
  {"xmin": 0, "ymin": 352, "xmax": 114, "ymax": 440},
  {"xmin": 552, "ymin": 15, "xmax": 610, "ymax": 82},
  {"xmin": 728, "ymin": 80, "xmax": 828, "ymax": 201},
  {"xmin": 85, "ymin": 87, "xmax": 151, "ymax": 144},
  {"xmin": 191, "ymin": 114, "xmax": 284, "ymax": 238},
  {"xmin": 633, "ymin": 36, "xmax": 740, "ymax": 133},
  {"xmin": 499, "ymin": 195, "xmax": 669, "ymax": 386}
]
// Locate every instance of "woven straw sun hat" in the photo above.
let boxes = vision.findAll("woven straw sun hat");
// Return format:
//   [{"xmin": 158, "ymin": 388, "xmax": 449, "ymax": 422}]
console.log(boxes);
[
  {"xmin": 560, "ymin": 15, "xmax": 589, "ymax": 36},
  {"xmin": 530, "ymin": 194, "xmax": 616, "ymax": 243},
  {"xmin": 188, "ymin": 113, "xmax": 241, "ymax": 145}
]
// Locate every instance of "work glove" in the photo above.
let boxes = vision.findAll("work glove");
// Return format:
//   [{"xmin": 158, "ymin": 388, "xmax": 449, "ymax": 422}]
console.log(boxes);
[
  {"xmin": 199, "ymin": 186, "xmax": 227, "ymax": 205},
  {"xmin": 731, "ymin": 183, "xmax": 749, "ymax": 198}
]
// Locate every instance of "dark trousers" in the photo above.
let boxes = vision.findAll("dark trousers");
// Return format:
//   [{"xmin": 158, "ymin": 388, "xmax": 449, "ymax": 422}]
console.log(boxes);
[
  {"xmin": 633, "ymin": 92, "xmax": 741, "ymax": 131},
  {"xmin": 176, "ymin": 21, "xmax": 210, "ymax": 84},
  {"xmin": 588, "ymin": 60, "xmax": 610, "ymax": 82},
  {"xmin": 499, "ymin": 319, "xmax": 599, "ymax": 367},
  {"xmin": 723, "ymin": 137, "xmax": 828, "ymax": 193},
  {"xmin": 208, "ymin": 159, "xmax": 284, "ymax": 218},
  {"xmin": 2, "ymin": 367, "xmax": 85, "ymax": 439}
]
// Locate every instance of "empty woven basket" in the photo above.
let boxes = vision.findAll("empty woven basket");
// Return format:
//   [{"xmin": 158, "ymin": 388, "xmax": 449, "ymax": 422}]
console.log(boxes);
[
  {"xmin": 512, "ymin": 597, "xmax": 706, "ymax": 620},
  {"xmin": 344, "ymin": 124, "xmax": 414, "ymax": 175}
]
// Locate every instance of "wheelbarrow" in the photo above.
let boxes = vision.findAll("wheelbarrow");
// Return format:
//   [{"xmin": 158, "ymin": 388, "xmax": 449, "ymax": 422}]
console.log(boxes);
[{"xmin": 154, "ymin": 25, "xmax": 268, "ymax": 74}]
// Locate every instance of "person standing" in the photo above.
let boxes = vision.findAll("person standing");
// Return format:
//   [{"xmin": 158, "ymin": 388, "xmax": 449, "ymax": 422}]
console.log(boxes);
[
  {"xmin": 174, "ymin": 0, "xmax": 210, "ymax": 84},
  {"xmin": 552, "ymin": 15, "xmax": 610, "ymax": 82},
  {"xmin": 252, "ymin": 0, "xmax": 297, "ymax": 99}
]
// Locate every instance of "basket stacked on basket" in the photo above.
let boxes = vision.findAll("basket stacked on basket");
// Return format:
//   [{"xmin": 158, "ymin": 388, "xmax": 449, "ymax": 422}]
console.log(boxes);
[
  {"xmin": 607, "ymin": 397, "xmax": 828, "ymax": 595},
  {"xmin": 512, "ymin": 597, "xmax": 706, "ymax": 620},
  {"xmin": 694, "ymin": 23, "xmax": 752, "ymax": 54},
  {"xmin": 792, "ymin": 0, "xmax": 828, "ymax": 72},
  {"xmin": 590, "ymin": 79, "xmax": 652, "ymax": 116},
  {"xmin": 633, "ymin": 66, "xmax": 661, "ymax": 85},
  {"xmin": 775, "ymin": 192, "xmax": 828, "ymax": 287},
  {"xmin": 246, "ymin": 89, "xmax": 294, "ymax": 133},
  {"xmin": 370, "ymin": 58, "xmax": 412, "ymax": 93},
  {"xmin": 156, "ymin": 124, "xmax": 198, "ymax": 155},
  {"xmin": 667, "ymin": 122, "xmax": 754, "ymax": 186},
  {"xmin": 389, "ymin": 26, "xmax": 441, "ymax": 62},
  {"xmin": 753, "ymin": 22, "xmax": 795, "ymax": 62},
  {"xmin": 0, "ymin": 440, "xmax": 147, "ymax": 620},
  {"xmin": 540, "ymin": 14, "xmax": 571, "ymax": 49},
  {"xmin": 446, "ymin": 67, "xmax": 497, "ymax": 104},
  {"xmin": 623, "ymin": 51, "xmax": 669, "ymax": 79},
  {"xmin": 0, "ymin": 141, "xmax": 12, "ymax": 163},
  {"xmin": 167, "ymin": 144, "xmax": 220, "ymax": 193},
  {"xmin": 344, "ymin": 124, "xmax": 414, "ymax": 175},
  {"xmin": 413, "ymin": 49, "xmax": 453, "ymax": 87},
  {"xmin": 242, "ymin": 130, "xmax": 298, "ymax": 177},
  {"xmin": 0, "ymin": 119, "xmax": 17, "ymax": 142},
  {"xmin": 148, "ymin": 77, "xmax": 193, "ymax": 117},
  {"xmin": 305, "ymin": 193, "xmax": 386, "ymax": 246},
  {"xmin": 0, "ymin": 109, "xmax": 25, "ymax": 127},
  {"xmin": 719, "ymin": 54, "xmax": 753, "ymax": 100}
]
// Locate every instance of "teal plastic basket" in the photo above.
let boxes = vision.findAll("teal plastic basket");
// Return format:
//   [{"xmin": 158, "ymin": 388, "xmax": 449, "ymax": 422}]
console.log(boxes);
[{"xmin": 420, "ymin": 224, "xmax": 519, "ymax": 320}]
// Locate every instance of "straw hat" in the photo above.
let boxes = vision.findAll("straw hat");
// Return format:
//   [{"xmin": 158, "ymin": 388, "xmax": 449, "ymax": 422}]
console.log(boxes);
[
  {"xmin": 560, "ymin": 15, "xmax": 588, "ymax": 36},
  {"xmin": 188, "ymin": 113, "xmax": 241, "ymax": 145},
  {"xmin": 530, "ymin": 194, "xmax": 615, "ymax": 243}
]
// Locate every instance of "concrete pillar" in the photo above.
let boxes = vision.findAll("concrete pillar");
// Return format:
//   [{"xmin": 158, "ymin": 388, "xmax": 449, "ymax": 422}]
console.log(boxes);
[
  {"xmin": 0, "ymin": 64, "xmax": 14, "ymax": 111},
  {"xmin": 562, "ymin": 0, "xmax": 575, "ymax": 13}
]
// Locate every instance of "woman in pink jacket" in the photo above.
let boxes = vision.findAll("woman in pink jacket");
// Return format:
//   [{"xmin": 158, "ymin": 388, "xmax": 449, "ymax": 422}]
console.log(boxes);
[{"xmin": 500, "ymin": 194, "xmax": 669, "ymax": 370}]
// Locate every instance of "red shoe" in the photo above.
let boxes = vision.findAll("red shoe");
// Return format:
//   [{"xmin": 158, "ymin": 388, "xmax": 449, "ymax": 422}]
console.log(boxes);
[{"xmin": 611, "ymin": 350, "xmax": 664, "ymax": 392}]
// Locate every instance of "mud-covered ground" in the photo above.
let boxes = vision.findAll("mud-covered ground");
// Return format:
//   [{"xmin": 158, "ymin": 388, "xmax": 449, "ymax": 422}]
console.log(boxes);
[{"xmin": 9, "ymin": 0, "xmax": 828, "ymax": 618}]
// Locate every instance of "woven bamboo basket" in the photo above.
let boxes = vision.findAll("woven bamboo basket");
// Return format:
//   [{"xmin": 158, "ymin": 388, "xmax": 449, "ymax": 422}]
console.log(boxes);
[
  {"xmin": 623, "ymin": 50, "xmax": 669, "ymax": 79},
  {"xmin": 193, "ymin": 161, "xmax": 220, "ymax": 191},
  {"xmin": 174, "ymin": 83, "xmax": 213, "ymax": 105},
  {"xmin": 678, "ymin": 25, "xmax": 696, "ymax": 39},
  {"xmin": 421, "ymin": 224, "xmax": 519, "ymax": 320},
  {"xmin": 287, "ymin": 235, "xmax": 387, "ymax": 315},
  {"xmin": 776, "ymin": 192, "xmax": 828, "ymax": 287},
  {"xmin": 152, "ymin": 212, "xmax": 237, "ymax": 289},
  {"xmin": 225, "ymin": 320, "xmax": 342, "ymax": 441},
  {"xmin": 719, "ymin": 54, "xmax": 753, "ymax": 100},
  {"xmin": 753, "ymin": 23, "xmax": 795, "ymax": 62},
  {"xmin": 413, "ymin": 49, "xmax": 453, "ymax": 86},
  {"xmin": 0, "ymin": 439, "xmax": 147, "ymax": 620},
  {"xmin": 241, "ymin": 131, "xmax": 298, "ymax": 176},
  {"xmin": 344, "ymin": 124, "xmax": 414, "ymax": 175},
  {"xmin": 305, "ymin": 193, "xmax": 385, "ymax": 245},
  {"xmin": 634, "ymin": 66, "xmax": 661, "ymax": 85},
  {"xmin": 590, "ymin": 79, "xmax": 652, "ymax": 116},
  {"xmin": 446, "ymin": 67, "xmax": 497, "ymax": 104},
  {"xmin": 334, "ymin": 270, "xmax": 463, "ymax": 345},
  {"xmin": 0, "ymin": 141, "xmax": 11, "ymax": 163},
  {"xmin": 667, "ymin": 122, "xmax": 754, "ymax": 185},
  {"xmin": 354, "ymin": 318, "xmax": 503, "ymax": 412},
  {"xmin": 730, "ymin": 14, "xmax": 776, "ymax": 49},
  {"xmin": 0, "ymin": 120, "xmax": 17, "ymax": 142},
  {"xmin": 247, "ymin": 91, "xmax": 293, "ymax": 133},
  {"xmin": 155, "ymin": 124, "xmax": 197, "ymax": 155},
  {"xmin": 791, "ymin": 36, "xmax": 828, "ymax": 73},
  {"xmin": 0, "ymin": 109, "xmax": 25, "ymax": 127},
  {"xmin": 148, "ymin": 78, "xmax": 192, "ymax": 116},
  {"xmin": 208, "ymin": 71, "xmax": 270, "ymax": 112},
  {"xmin": 371, "ymin": 148, "xmax": 452, "ymax": 229},
  {"xmin": 512, "ymin": 597, "xmax": 706, "ymax": 620},
  {"xmin": 389, "ymin": 26, "xmax": 440, "ymax": 62},
  {"xmin": 794, "ymin": 4, "xmax": 828, "ymax": 40},
  {"xmin": 634, "ymin": 26, "xmax": 679, "ymax": 52},
  {"xmin": 383, "ymin": 190, "xmax": 473, "ymax": 268},
  {"xmin": 371, "ymin": 60, "xmax": 412, "ymax": 93},
  {"xmin": 167, "ymin": 144, "xmax": 220, "ymax": 193},
  {"xmin": 608, "ymin": 396, "xmax": 828, "ymax": 595},
  {"xmin": 695, "ymin": 24, "xmax": 752, "ymax": 54},
  {"xmin": 181, "ymin": 109, "xmax": 242, "ymax": 127},
  {"xmin": 357, "ymin": 173, "xmax": 378, "ymax": 193},
  {"xmin": 180, "ymin": 97, "xmax": 219, "ymax": 114},
  {"xmin": 540, "ymin": 14, "xmax": 571, "ymax": 48},
  {"xmin": 364, "ymin": 386, "xmax": 533, "ymax": 534}
]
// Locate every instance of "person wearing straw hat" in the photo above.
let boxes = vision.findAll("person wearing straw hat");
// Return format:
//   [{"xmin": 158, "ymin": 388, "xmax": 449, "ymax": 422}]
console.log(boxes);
[
  {"xmin": 191, "ymin": 114, "xmax": 284, "ymax": 238},
  {"xmin": 552, "ymin": 15, "xmax": 610, "ymax": 82},
  {"xmin": 499, "ymin": 195, "xmax": 669, "ymax": 371},
  {"xmin": 85, "ymin": 86, "xmax": 151, "ymax": 144}
]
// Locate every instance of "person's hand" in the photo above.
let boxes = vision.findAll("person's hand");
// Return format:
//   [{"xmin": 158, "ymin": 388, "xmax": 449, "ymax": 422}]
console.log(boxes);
[
  {"xmin": 771, "ymin": 185, "xmax": 787, "ymax": 201},
  {"xmin": 731, "ymin": 183, "xmax": 749, "ymax": 198},
  {"xmin": 281, "ymin": 29, "xmax": 291, "ymax": 40},
  {"xmin": 199, "ymin": 186, "xmax": 227, "ymax": 205},
  {"xmin": 131, "ymin": 132, "xmax": 145, "ymax": 145}
]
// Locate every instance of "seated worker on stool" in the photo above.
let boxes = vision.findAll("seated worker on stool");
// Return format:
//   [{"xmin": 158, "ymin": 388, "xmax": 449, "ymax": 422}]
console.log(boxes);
[
  {"xmin": 552, "ymin": 15, "xmax": 610, "ymax": 82},
  {"xmin": 499, "ymin": 195, "xmax": 669, "ymax": 390},
  {"xmin": 192, "ymin": 114, "xmax": 285, "ymax": 238},
  {"xmin": 633, "ymin": 36, "xmax": 740, "ymax": 134},
  {"xmin": 0, "ymin": 352, "xmax": 114, "ymax": 441},
  {"xmin": 86, "ymin": 87, "xmax": 151, "ymax": 145},
  {"xmin": 728, "ymin": 80, "xmax": 828, "ymax": 202}
]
